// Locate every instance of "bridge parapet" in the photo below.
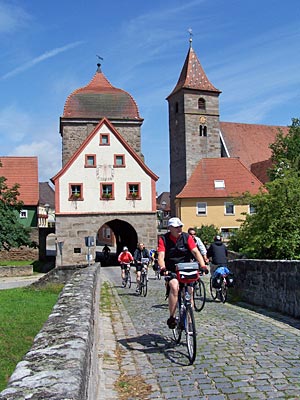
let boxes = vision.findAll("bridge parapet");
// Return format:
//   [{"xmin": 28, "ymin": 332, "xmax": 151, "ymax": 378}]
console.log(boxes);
[
  {"xmin": 0, "ymin": 264, "xmax": 100, "ymax": 400},
  {"xmin": 229, "ymin": 259, "xmax": 300, "ymax": 318}
]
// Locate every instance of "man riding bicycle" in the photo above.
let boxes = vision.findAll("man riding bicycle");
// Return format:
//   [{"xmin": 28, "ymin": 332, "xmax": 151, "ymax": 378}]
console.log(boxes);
[
  {"xmin": 133, "ymin": 243, "xmax": 150, "ymax": 292},
  {"xmin": 157, "ymin": 217, "xmax": 208, "ymax": 329}
]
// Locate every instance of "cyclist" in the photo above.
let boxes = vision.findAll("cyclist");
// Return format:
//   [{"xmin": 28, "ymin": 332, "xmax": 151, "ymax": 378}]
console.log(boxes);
[
  {"xmin": 158, "ymin": 217, "xmax": 208, "ymax": 329},
  {"xmin": 207, "ymin": 235, "xmax": 228, "ymax": 274},
  {"xmin": 133, "ymin": 243, "xmax": 150, "ymax": 292},
  {"xmin": 118, "ymin": 246, "xmax": 134, "ymax": 286},
  {"xmin": 187, "ymin": 227, "xmax": 209, "ymax": 264},
  {"xmin": 102, "ymin": 244, "xmax": 111, "ymax": 261}
]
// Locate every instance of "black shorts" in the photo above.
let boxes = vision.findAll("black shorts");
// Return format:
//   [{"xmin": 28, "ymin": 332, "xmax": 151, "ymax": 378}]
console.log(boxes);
[
  {"xmin": 120, "ymin": 264, "xmax": 130, "ymax": 270},
  {"xmin": 136, "ymin": 264, "xmax": 144, "ymax": 272}
]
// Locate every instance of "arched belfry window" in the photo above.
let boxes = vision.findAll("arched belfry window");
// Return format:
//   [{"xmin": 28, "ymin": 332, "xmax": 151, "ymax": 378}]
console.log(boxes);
[
  {"xmin": 198, "ymin": 98, "xmax": 206, "ymax": 110},
  {"xmin": 199, "ymin": 125, "xmax": 207, "ymax": 137}
]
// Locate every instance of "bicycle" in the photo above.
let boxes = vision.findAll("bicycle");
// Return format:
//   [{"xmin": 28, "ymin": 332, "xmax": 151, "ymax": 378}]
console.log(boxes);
[
  {"xmin": 137, "ymin": 258, "xmax": 149, "ymax": 297},
  {"xmin": 166, "ymin": 262, "xmax": 199, "ymax": 364},
  {"xmin": 153, "ymin": 260, "xmax": 161, "ymax": 280},
  {"xmin": 193, "ymin": 269, "xmax": 206, "ymax": 312},
  {"xmin": 121, "ymin": 263, "xmax": 132, "ymax": 288},
  {"xmin": 210, "ymin": 273, "xmax": 227, "ymax": 303}
]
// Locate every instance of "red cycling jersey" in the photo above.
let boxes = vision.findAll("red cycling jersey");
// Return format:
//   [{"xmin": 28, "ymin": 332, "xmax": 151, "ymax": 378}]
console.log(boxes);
[
  {"xmin": 157, "ymin": 233, "xmax": 197, "ymax": 253},
  {"xmin": 118, "ymin": 251, "xmax": 134, "ymax": 264}
]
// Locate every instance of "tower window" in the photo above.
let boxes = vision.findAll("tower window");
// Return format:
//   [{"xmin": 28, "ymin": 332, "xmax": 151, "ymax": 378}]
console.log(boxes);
[
  {"xmin": 199, "ymin": 125, "xmax": 207, "ymax": 137},
  {"xmin": 198, "ymin": 98, "xmax": 206, "ymax": 110},
  {"xmin": 175, "ymin": 102, "xmax": 179, "ymax": 113}
]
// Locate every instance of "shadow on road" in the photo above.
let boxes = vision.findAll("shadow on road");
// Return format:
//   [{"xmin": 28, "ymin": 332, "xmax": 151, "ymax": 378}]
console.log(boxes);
[
  {"xmin": 118, "ymin": 333, "xmax": 192, "ymax": 366},
  {"xmin": 233, "ymin": 301, "xmax": 300, "ymax": 330}
]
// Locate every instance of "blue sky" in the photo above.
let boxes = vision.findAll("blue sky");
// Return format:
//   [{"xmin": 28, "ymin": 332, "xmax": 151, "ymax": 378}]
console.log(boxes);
[{"xmin": 0, "ymin": 0, "xmax": 299, "ymax": 194}]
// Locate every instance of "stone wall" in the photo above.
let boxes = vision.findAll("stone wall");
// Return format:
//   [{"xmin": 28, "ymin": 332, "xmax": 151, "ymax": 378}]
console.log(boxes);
[
  {"xmin": 229, "ymin": 259, "xmax": 300, "ymax": 318},
  {"xmin": 0, "ymin": 264, "xmax": 100, "ymax": 400},
  {"xmin": 0, "ymin": 229, "xmax": 39, "ymax": 262},
  {"xmin": 0, "ymin": 265, "xmax": 33, "ymax": 277}
]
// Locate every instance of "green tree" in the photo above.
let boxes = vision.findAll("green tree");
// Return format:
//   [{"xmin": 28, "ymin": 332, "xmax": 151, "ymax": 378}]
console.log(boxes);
[
  {"xmin": 228, "ymin": 172, "xmax": 300, "ymax": 259},
  {"xmin": 0, "ymin": 162, "xmax": 33, "ymax": 251},
  {"xmin": 194, "ymin": 224, "xmax": 219, "ymax": 247},
  {"xmin": 228, "ymin": 119, "xmax": 300, "ymax": 259},
  {"xmin": 268, "ymin": 118, "xmax": 300, "ymax": 180}
]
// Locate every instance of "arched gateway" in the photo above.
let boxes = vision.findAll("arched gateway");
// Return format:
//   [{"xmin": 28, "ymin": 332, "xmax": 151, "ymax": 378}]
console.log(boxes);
[
  {"xmin": 51, "ymin": 64, "xmax": 158, "ymax": 267},
  {"xmin": 55, "ymin": 214, "xmax": 157, "ymax": 267}
]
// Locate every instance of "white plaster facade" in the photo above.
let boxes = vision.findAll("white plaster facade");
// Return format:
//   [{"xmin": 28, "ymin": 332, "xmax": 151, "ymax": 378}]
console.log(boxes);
[{"xmin": 52, "ymin": 118, "xmax": 158, "ymax": 265}]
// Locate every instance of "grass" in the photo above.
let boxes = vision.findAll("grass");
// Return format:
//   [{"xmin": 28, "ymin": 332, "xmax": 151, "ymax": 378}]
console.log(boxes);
[
  {"xmin": 0, "ymin": 260, "xmax": 35, "ymax": 266},
  {"xmin": 0, "ymin": 283, "xmax": 63, "ymax": 391}
]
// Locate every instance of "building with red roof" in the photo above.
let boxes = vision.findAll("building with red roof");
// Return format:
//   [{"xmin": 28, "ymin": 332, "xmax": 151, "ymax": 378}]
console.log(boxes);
[
  {"xmin": 168, "ymin": 39, "xmax": 289, "ymax": 234},
  {"xmin": 52, "ymin": 64, "xmax": 158, "ymax": 265},
  {"xmin": 0, "ymin": 156, "xmax": 39, "ymax": 228}
]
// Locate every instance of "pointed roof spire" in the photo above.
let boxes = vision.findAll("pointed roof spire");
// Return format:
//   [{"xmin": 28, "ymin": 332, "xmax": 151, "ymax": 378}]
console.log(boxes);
[{"xmin": 167, "ymin": 39, "xmax": 221, "ymax": 97}]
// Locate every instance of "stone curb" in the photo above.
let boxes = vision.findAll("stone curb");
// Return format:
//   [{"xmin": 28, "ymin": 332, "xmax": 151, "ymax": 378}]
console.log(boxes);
[{"xmin": 98, "ymin": 269, "xmax": 164, "ymax": 399}]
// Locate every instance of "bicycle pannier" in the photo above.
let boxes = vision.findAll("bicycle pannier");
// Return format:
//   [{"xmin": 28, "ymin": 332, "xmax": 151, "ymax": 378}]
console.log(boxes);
[
  {"xmin": 212, "ymin": 273, "xmax": 222, "ymax": 288},
  {"xmin": 226, "ymin": 273, "xmax": 234, "ymax": 287},
  {"xmin": 176, "ymin": 262, "xmax": 199, "ymax": 283}
]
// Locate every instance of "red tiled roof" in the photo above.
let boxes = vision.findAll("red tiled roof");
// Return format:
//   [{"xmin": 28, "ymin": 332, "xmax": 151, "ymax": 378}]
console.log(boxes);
[
  {"xmin": 0, "ymin": 157, "xmax": 39, "ymax": 205},
  {"xmin": 177, "ymin": 158, "xmax": 264, "ymax": 198},
  {"xmin": 220, "ymin": 122, "xmax": 289, "ymax": 170},
  {"xmin": 63, "ymin": 66, "xmax": 142, "ymax": 120},
  {"xmin": 167, "ymin": 46, "xmax": 221, "ymax": 97}
]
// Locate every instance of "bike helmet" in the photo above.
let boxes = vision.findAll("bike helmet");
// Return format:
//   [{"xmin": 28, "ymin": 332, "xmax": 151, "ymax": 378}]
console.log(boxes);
[{"xmin": 123, "ymin": 246, "xmax": 128, "ymax": 251}]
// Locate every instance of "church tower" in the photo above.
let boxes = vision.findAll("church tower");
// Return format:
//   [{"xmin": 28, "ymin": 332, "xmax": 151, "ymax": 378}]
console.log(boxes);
[{"xmin": 167, "ymin": 38, "xmax": 222, "ymax": 213}]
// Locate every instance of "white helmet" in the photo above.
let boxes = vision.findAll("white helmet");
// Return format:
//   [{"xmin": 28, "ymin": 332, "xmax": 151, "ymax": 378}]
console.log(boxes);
[{"xmin": 123, "ymin": 246, "xmax": 128, "ymax": 251}]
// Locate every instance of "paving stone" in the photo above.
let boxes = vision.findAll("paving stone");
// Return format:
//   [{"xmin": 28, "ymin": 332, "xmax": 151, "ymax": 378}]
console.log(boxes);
[{"xmin": 98, "ymin": 267, "xmax": 300, "ymax": 400}]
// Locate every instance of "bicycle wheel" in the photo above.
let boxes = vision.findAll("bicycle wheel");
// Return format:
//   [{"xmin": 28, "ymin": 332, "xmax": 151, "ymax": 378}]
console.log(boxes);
[
  {"xmin": 220, "ymin": 279, "xmax": 227, "ymax": 303},
  {"xmin": 210, "ymin": 276, "xmax": 218, "ymax": 301},
  {"xmin": 185, "ymin": 305, "xmax": 197, "ymax": 364},
  {"xmin": 127, "ymin": 271, "xmax": 131, "ymax": 288},
  {"xmin": 141, "ymin": 273, "xmax": 148, "ymax": 297},
  {"xmin": 193, "ymin": 278, "xmax": 206, "ymax": 312},
  {"xmin": 172, "ymin": 304, "xmax": 183, "ymax": 344}
]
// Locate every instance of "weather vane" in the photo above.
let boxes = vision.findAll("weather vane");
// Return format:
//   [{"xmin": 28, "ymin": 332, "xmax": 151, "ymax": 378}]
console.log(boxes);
[
  {"xmin": 188, "ymin": 28, "xmax": 193, "ymax": 47},
  {"xmin": 96, "ymin": 55, "xmax": 104, "ymax": 71}
]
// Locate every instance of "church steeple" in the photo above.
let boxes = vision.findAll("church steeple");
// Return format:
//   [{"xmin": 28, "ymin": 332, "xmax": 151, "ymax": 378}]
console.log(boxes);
[
  {"xmin": 167, "ymin": 41, "xmax": 222, "ymax": 214},
  {"xmin": 167, "ymin": 45, "xmax": 221, "ymax": 98}
]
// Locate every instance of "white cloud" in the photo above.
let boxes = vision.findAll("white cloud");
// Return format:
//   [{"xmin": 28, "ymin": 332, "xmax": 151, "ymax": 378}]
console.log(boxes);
[
  {"xmin": 0, "ymin": 1, "xmax": 31, "ymax": 34},
  {"xmin": 1, "ymin": 41, "xmax": 84, "ymax": 80},
  {"xmin": 0, "ymin": 104, "xmax": 31, "ymax": 141},
  {"xmin": 11, "ymin": 139, "xmax": 61, "ymax": 182}
]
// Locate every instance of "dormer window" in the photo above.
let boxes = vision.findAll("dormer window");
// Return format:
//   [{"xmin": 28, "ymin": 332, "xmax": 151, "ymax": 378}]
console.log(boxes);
[{"xmin": 214, "ymin": 180, "xmax": 225, "ymax": 189}]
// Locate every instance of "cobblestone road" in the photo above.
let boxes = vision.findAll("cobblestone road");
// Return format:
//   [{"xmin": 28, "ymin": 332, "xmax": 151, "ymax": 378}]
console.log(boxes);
[{"xmin": 99, "ymin": 266, "xmax": 300, "ymax": 400}]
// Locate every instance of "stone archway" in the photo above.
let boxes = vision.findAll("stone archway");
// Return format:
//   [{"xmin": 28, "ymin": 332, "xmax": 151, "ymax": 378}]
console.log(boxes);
[
  {"xmin": 96, "ymin": 219, "xmax": 138, "ymax": 264},
  {"xmin": 55, "ymin": 212, "xmax": 157, "ymax": 266},
  {"xmin": 39, "ymin": 227, "xmax": 55, "ymax": 261}
]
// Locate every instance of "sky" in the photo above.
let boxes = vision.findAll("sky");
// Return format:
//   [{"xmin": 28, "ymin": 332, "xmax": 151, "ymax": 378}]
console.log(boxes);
[{"xmin": 0, "ymin": 0, "xmax": 300, "ymax": 194}]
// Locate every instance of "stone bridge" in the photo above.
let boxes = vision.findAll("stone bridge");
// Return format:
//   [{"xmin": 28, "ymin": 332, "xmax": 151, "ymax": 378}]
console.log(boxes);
[{"xmin": 1, "ymin": 260, "xmax": 300, "ymax": 399}]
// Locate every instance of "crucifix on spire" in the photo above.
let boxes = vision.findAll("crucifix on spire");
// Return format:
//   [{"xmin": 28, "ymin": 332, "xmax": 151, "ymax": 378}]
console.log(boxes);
[{"xmin": 188, "ymin": 28, "xmax": 193, "ymax": 47}]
